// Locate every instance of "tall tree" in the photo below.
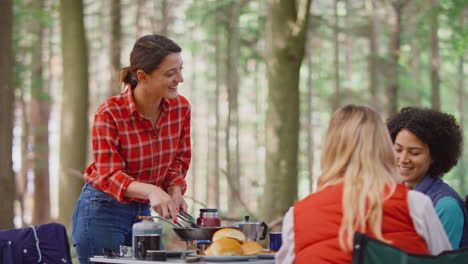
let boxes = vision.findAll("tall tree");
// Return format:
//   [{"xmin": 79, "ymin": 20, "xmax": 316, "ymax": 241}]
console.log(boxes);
[
  {"xmin": 261, "ymin": 0, "xmax": 312, "ymax": 222},
  {"xmin": 332, "ymin": 0, "xmax": 341, "ymax": 111},
  {"xmin": 159, "ymin": 0, "xmax": 169, "ymax": 36},
  {"xmin": 30, "ymin": 0, "xmax": 51, "ymax": 225},
  {"xmin": 366, "ymin": 0, "xmax": 381, "ymax": 113},
  {"xmin": 12, "ymin": 0, "xmax": 33, "ymax": 226},
  {"xmin": 206, "ymin": 16, "xmax": 222, "ymax": 209},
  {"xmin": 344, "ymin": 0, "xmax": 352, "ymax": 82},
  {"xmin": 429, "ymin": 0, "xmax": 440, "ymax": 110},
  {"xmin": 457, "ymin": 10, "xmax": 465, "ymax": 194},
  {"xmin": 306, "ymin": 40, "xmax": 315, "ymax": 193},
  {"xmin": 0, "ymin": 0, "xmax": 15, "ymax": 229},
  {"xmin": 224, "ymin": 1, "xmax": 243, "ymax": 210},
  {"xmin": 108, "ymin": 0, "xmax": 122, "ymax": 97},
  {"xmin": 18, "ymin": 89, "xmax": 29, "ymax": 227},
  {"xmin": 384, "ymin": 0, "xmax": 407, "ymax": 116},
  {"xmin": 135, "ymin": 0, "xmax": 146, "ymax": 37},
  {"xmin": 58, "ymin": 0, "xmax": 89, "ymax": 227}
]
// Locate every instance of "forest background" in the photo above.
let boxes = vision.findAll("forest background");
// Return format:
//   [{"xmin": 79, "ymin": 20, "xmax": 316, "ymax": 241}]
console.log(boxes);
[{"xmin": 0, "ymin": 0, "xmax": 467, "ymax": 254}]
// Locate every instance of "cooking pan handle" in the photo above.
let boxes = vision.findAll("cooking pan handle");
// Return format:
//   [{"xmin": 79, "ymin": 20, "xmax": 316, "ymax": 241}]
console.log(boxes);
[
  {"xmin": 140, "ymin": 215, "xmax": 185, "ymax": 228},
  {"xmin": 260, "ymin": 222, "xmax": 268, "ymax": 240}
]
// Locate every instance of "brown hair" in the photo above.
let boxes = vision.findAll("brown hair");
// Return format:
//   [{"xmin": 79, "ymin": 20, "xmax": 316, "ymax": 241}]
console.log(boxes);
[{"xmin": 120, "ymin": 35, "xmax": 182, "ymax": 88}]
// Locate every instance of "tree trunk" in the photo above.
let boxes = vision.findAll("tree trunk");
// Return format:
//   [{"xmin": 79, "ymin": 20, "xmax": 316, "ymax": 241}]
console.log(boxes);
[
  {"xmin": 344, "ymin": 0, "xmax": 352, "ymax": 82},
  {"xmin": 135, "ymin": 0, "xmax": 145, "ymax": 38},
  {"xmin": 108, "ymin": 0, "xmax": 121, "ymax": 97},
  {"xmin": 58, "ymin": 0, "xmax": 89, "ymax": 228},
  {"xmin": 366, "ymin": 0, "xmax": 381, "ymax": 113},
  {"xmin": 429, "ymin": 0, "xmax": 440, "ymax": 110},
  {"xmin": 225, "ymin": 2, "xmax": 241, "ymax": 210},
  {"xmin": 306, "ymin": 41, "xmax": 314, "ymax": 193},
  {"xmin": 332, "ymin": 0, "xmax": 340, "ymax": 111},
  {"xmin": 190, "ymin": 47, "xmax": 197, "ymax": 205},
  {"xmin": 206, "ymin": 19, "xmax": 221, "ymax": 209},
  {"xmin": 262, "ymin": 0, "xmax": 312, "ymax": 222},
  {"xmin": 409, "ymin": 39, "xmax": 422, "ymax": 87},
  {"xmin": 457, "ymin": 12, "xmax": 465, "ymax": 194},
  {"xmin": 159, "ymin": 0, "xmax": 169, "ymax": 36},
  {"xmin": 30, "ymin": 0, "xmax": 51, "ymax": 225},
  {"xmin": 0, "ymin": 0, "xmax": 16, "ymax": 229},
  {"xmin": 18, "ymin": 90, "xmax": 29, "ymax": 227},
  {"xmin": 384, "ymin": 0, "xmax": 407, "ymax": 117}
]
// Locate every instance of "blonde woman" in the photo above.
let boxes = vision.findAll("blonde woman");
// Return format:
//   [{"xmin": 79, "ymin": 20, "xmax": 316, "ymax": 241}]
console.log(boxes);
[{"xmin": 275, "ymin": 105, "xmax": 451, "ymax": 264}]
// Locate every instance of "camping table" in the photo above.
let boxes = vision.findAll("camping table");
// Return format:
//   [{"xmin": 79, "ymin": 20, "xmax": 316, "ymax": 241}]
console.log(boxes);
[{"xmin": 90, "ymin": 256, "xmax": 275, "ymax": 264}]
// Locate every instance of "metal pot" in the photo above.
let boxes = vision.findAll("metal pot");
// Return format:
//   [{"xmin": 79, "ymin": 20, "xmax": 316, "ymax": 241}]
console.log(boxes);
[{"xmin": 234, "ymin": 216, "xmax": 268, "ymax": 241}]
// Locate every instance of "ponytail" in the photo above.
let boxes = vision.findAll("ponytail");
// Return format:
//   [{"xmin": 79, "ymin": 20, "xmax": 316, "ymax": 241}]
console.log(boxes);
[{"xmin": 120, "ymin": 66, "xmax": 138, "ymax": 88}]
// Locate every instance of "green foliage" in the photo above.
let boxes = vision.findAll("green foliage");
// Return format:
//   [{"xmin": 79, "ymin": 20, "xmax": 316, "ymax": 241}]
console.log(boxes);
[{"xmin": 440, "ymin": 0, "xmax": 468, "ymax": 56}]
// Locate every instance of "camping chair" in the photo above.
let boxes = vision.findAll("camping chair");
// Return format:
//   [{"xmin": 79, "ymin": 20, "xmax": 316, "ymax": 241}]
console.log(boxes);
[
  {"xmin": 464, "ymin": 195, "xmax": 468, "ymax": 212},
  {"xmin": 351, "ymin": 232, "xmax": 468, "ymax": 264},
  {"xmin": 0, "ymin": 222, "xmax": 72, "ymax": 264}
]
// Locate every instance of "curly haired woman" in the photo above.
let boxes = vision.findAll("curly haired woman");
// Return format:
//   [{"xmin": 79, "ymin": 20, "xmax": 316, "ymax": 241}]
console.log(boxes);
[
  {"xmin": 276, "ymin": 105, "xmax": 451, "ymax": 264},
  {"xmin": 387, "ymin": 107, "xmax": 468, "ymax": 248}
]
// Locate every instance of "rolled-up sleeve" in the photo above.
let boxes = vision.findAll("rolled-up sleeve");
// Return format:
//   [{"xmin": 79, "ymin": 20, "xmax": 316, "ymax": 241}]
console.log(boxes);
[
  {"xmin": 85, "ymin": 112, "xmax": 135, "ymax": 202},
  {"xmin": 163, "ymin": 108, "xmax": 191, "ymax": 194}
]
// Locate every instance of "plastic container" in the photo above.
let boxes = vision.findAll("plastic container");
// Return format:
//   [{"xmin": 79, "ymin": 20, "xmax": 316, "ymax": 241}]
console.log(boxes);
[
  {"xmin": 196, "ymin": 240, "xmax": 211, "ymax": 253},
  {"xmin": 132, "ymin": 217, "xmax": 162, "ymax": 257},
  {"xmin": 196, "ymin": 209, "xmax": 221, "ymax": 227}
]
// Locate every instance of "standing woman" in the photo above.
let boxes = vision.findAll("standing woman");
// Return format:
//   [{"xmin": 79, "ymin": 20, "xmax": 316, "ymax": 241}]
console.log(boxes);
[
  {"xmin": 276, "ymin": 105, "xmax": 451, "ymax": 264},
  {"xmin": 72, "ymin": 35, "xmax": 191, "ymax": 263},
  {"xmin": 387, "ymin": 107, "xmax": 468, "ymax": 248}
]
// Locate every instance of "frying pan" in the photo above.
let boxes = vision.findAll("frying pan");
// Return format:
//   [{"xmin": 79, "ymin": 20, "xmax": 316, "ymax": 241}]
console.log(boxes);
[
  {"xmin": 141, "ymin": 216, "xmax": 229, "ymax": 241},
  {"xmin": 172, "ymin": 226, "xmax": 226, "ymax": 241}
]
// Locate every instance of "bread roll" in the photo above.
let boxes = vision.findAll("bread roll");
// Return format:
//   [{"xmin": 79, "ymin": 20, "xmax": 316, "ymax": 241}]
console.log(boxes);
[
  {"xmin": 212, "ymin": 228, "xmax": 246, "ymax": 243},
  {"xmin": 204, "ymin": 238, "xmax": 243, "ymax": 256},
  {"xmin": 241, "ymin": 241, "xmax": 264, "ymax": 256}
]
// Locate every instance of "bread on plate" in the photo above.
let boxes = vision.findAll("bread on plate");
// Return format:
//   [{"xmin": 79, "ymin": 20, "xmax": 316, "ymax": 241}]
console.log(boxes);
[
  {"xmin": 204, "ymin": 238, "xmax": 243, "ymax": 256},
  {"xmin": 241, "ymin": 241, "xmax": 264, "ymax": 256},
  {"xmin": 212, "ymin": 228, "xmax": 246, "ymax": 243}
]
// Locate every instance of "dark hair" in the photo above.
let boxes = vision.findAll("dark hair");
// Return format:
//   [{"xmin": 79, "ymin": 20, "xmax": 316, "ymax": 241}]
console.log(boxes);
[
  {"xmin": 387, "ymin": 107, "xmax": 463, "ymax": 178},
  {"xmin": 120, "ymin": 35, "xmax": 182, "ymax": 88}
]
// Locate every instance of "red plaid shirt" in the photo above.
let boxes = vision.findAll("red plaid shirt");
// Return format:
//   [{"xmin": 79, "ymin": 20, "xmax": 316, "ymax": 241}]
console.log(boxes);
[{"xmin": 84, "ymin": 87, "xmax": 191, "ymax": 203}]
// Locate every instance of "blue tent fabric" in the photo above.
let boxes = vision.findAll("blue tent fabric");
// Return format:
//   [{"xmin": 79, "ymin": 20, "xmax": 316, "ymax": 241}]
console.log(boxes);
[{"xmin": 0, "ymin": 223, "xmax": 72, "ymax": 264}]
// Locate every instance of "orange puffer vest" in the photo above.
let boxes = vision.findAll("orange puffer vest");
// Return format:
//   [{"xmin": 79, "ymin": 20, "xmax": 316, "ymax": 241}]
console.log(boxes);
[{"xmin": 293, "ymin": 183, "xmax": 428, "ymax": 264}]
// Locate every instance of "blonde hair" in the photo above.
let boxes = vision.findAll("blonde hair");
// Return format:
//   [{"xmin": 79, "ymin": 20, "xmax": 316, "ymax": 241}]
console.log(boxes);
[{"xmin": 317, "ymin": 104, "xmax": 399, "ymax": 252}]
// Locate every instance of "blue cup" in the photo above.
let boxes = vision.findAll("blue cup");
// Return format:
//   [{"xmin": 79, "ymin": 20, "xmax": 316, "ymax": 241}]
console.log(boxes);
[{"xmin": 269, "ymin": 232, "xmax": 282, "ymax": 251}]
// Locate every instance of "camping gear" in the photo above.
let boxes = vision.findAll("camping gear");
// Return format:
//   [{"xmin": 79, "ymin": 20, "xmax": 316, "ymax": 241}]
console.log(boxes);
[
  {"xmin": 0, "ymin": 223, "xmax": 72, "ymax": 264},
  {"xmin": 352, "ymin": 232, "xmax": 468, "ymax": 264}
]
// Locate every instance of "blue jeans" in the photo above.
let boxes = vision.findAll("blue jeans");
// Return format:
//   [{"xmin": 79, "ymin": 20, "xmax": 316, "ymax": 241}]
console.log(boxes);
[{"xmin": 72, "ymin": 184, "xmax": 150, "ymax": 264}]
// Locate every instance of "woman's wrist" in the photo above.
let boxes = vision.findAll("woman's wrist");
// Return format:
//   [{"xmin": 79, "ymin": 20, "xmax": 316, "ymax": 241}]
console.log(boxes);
[
  {"xmin": 125, "ymin": 181, "xmax": 160, "ymax": 200},
  {"xmin": 167, "ymin": 185, "xmax": 182, "ymax": 196}
]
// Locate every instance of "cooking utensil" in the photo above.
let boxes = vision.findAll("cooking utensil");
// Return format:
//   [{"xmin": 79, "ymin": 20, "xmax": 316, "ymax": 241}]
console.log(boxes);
[
  {"xmin": 177, "ymin": 210, "xmax": 200, "ymax": 228},
  {"xmin": 172, "ymin": 226, "xmax": 225, "ymax": 241},
  {"xmin": 234, "ymin": 216, "xmax": 268, "ymax": 241},
  {"xmin": 179, "ymin": 210, "xmax": 196, "ymax": 222},
  {"xmin": 139, "ymin": 216, "xmax": 229, "ymax": 242},
  {"xmin": 141, "ymin": 215, "xmax": 185, "ymax": 228}
]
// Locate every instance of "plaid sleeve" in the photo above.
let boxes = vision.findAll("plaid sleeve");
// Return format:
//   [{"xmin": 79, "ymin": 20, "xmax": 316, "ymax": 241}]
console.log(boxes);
[
  {"xmin": 87, "ymin": 112, "xmax": 135, "ymax": 202},
  {"xmin": 163, "ymin": 108, "xmax": 191, "ymax": 194}
]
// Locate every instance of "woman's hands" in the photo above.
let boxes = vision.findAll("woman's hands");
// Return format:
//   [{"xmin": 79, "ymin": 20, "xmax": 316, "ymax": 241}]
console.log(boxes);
[
  {"xmin": 125, "ymin": 182, "xmax": 187, "ymax": 223},
  {"xmin": 167, "ymin": 185, "xmax": 188, "ymax": 212},
  {"xmin": 147, "ymin": 186, "xmax": 178, "ymax": 222}
]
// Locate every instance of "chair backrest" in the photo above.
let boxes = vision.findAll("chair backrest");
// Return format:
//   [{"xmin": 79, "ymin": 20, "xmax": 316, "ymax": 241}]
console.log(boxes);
[
  {"xmin": 464, "ymin": 195, "xmax": 468, "ymax": 212},
  {"xmin": 351, "ymin": 232, "xmax": 468, "ymax": 264},
  {"xmin": 0, "ymin": 223, "xmax": 72, "ymax": 264}
]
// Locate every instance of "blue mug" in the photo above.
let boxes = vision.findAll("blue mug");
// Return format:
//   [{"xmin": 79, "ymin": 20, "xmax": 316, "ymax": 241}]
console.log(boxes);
[{"xmin": 269, "ymin": 232, "xmax": 282, "ymax": 251}]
